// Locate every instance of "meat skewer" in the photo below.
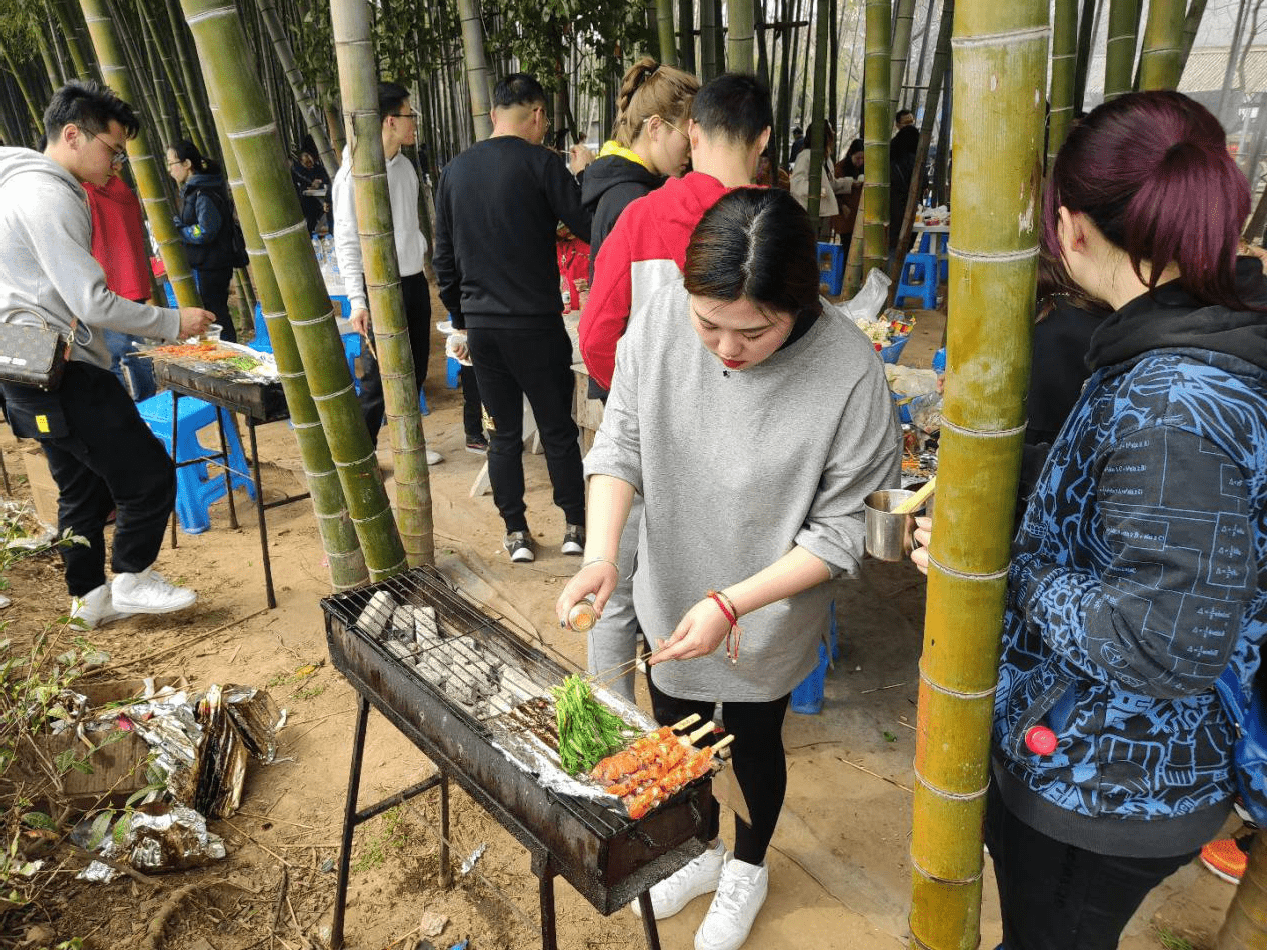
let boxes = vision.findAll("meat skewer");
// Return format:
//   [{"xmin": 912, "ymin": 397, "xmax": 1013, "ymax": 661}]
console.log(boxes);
[
  {"xmin": 625, "ymin": 735, "xmax": 735, "ymax": 820},
  {"xmin": 588, "ymin": 714, "xmax": 702, "ymax": 784},
  {"xmin": 602, "ymin": 721, "xmax": 716, "ymax": 794}
]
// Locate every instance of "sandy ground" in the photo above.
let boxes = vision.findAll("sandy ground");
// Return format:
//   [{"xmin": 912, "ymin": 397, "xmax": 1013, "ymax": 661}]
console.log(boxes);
[{"xmin": 0, "ymin": 298, "xmax": 1245, "ymax": 950}]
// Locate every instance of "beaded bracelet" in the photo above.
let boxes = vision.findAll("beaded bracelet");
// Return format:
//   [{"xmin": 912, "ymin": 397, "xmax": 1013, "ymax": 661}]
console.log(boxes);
[{"xmin": 706, "ymin": 589, "xmax": 742, "ymax": 664}]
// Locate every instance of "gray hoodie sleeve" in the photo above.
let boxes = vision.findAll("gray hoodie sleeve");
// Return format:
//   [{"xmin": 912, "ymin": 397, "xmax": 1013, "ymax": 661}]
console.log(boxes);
[{"xmin": 9, "ymin": 172, "xmax": 181, "ymax": 345}]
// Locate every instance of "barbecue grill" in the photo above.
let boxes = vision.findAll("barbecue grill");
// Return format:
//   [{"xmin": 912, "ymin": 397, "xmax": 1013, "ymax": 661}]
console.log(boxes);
[{"xmin": 321, "ymin": 566, "xmax": 715, "ymax": 950}]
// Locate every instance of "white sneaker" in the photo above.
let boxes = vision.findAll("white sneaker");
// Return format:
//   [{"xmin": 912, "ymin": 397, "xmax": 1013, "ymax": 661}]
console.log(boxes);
[
  {"xmin": 632, "ymin": 840, "xmax": 725, "ymax": 920},
  {"xmin": 693, "ymin": 853, "xmax": 769, "ymax": 950},
  {"xmin": 111, "ymin": 569, "xmax": 197, "ymax": 615},
  {"xmin": 68, "ymin": 584, "xmax": 132, "ymax": 630}
]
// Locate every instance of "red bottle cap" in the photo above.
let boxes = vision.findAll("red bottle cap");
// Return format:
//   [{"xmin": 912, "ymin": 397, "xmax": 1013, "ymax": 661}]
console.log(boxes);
[{"xmin": 1025, "ymin": 725, "xmax": 1058, "ymax": 756}]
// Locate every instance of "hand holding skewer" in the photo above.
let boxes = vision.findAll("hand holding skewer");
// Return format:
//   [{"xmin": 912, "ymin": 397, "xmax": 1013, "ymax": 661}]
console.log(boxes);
[{"xmin": 649, "ymin": 595, "xmax": 739, "ymax": 666}]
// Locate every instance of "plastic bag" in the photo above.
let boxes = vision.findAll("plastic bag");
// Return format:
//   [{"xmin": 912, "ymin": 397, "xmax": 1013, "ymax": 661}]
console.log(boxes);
[{"xmin": 838, "ymin": 268, "xmax": 891, "ymax": 324}]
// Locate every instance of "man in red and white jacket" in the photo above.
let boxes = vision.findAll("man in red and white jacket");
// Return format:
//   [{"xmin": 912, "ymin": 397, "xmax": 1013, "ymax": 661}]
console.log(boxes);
[{"xmin": 579, "ymin": 74, "xmax": 774, "ymax": 395}]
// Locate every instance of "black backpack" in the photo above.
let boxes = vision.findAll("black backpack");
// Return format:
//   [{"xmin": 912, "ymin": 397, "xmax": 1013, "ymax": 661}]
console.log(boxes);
[{"xmin": 200, "ymin": 186, "xmax": 249, "ymax": 270}]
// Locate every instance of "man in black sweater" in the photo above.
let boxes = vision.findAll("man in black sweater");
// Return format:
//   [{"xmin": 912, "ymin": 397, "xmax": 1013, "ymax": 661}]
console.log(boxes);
[{"xmin": 433, "ymin": 73, "xmax": 593, "ymax": 564}]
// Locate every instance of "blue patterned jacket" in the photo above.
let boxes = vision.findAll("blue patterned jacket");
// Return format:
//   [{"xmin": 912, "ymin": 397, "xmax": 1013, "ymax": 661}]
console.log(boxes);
[{"xmin": 995, "ymin": 270, "xmax": 1267, "ymax": 857}]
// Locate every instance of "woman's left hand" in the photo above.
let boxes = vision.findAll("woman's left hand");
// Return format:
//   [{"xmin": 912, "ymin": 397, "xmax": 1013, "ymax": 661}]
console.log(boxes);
[{"xmin": 649, "ymin": 598, "xmax": 734, "ymax": 665}]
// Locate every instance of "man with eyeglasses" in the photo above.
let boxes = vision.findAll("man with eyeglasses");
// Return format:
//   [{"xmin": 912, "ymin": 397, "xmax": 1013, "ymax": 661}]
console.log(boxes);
[
  {"xmin": 0, "ymin": 81, "xmax": 215, "ymax": 629},
  {"xmin": 331, "ymin": 80, "xmax": 442, "ymax": 463},
  {"xmin": 433, "ymin": 73, "xmax": 594, "ymax": 565}
]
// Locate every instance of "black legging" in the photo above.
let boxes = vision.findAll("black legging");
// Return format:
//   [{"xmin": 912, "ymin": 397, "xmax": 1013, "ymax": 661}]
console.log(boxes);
[{"xmin": 645, "ymin": 669, "xmax": 790, "ymax": 866}]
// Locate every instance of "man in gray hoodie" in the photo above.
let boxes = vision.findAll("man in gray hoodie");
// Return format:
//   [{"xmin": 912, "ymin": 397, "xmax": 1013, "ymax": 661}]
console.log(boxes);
[{"xmin": 0, "ymin": 81, "xmax": 214, "ymax": 629}]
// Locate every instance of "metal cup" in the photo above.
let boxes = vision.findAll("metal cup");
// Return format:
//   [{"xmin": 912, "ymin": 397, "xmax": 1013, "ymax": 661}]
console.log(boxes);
[{"xmin": 864, "ymin": 488, "xmax": 921, "ymax": 562}]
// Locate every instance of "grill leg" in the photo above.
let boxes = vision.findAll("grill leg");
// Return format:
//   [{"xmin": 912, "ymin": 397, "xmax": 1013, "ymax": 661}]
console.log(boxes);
[
  {"xmin": 331, "ymin": 695, "xmax": 371, "ymax": 950},
  {"xmin": 637, "ymin": 893, "xmax": 663, "ymax": 950},
  {"xmin": 532, "ymin": 851, "xmax": 558, "ymax": 950},
  {"xmin": 247, "ymin": 419, "xmax": 276, "ymax": 608},
  {"xmin": 214, "ymin": 409, "xmax": 238, "ymax": 529},
  {"xmin": 439, "ymin": 772, "xmax": 451, "ymax": 888}
]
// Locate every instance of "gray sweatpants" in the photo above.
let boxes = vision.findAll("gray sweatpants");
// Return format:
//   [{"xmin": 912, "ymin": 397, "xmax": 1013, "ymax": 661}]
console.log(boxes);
[{"xmin": 586, "ymin": 493, "xmax": 643, "ymax": 702}]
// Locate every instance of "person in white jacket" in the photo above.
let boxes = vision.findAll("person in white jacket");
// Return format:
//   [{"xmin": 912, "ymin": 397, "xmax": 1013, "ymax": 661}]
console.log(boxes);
[
  {"xmin": 331, "ymin": 80, "xmax": 441, "ymax": 462},
  {"xmin": 790, "ymin": 120, "xmax": 851, "ymax": 239}
]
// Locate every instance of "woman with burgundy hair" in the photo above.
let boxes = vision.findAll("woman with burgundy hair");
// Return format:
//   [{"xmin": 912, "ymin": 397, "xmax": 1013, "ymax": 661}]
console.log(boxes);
[{"xmin": 916, "ymin": 91, "xmax": 1267, "ymax": 949}]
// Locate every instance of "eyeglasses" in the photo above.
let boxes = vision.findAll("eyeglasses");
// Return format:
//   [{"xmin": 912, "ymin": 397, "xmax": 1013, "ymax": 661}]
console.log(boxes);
[
  {"xmin": 90, "ymin": 131, "xmax": 128, "ymax": 167},
  {"xmin": 392, "ymin": 111, "xmax": 417, "ymax": 121},
  {"xmin": 655, "ymin": 116, "xmax": 691, "ymax": 151},
  {"xmin": 534, "ymin": 107, "xmax": 551, "ymax": 131}
]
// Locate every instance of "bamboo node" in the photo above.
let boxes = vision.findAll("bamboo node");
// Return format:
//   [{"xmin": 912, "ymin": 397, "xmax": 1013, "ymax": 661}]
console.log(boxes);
[
  {"xmin": 913, "ymin": 768, "xmax": 989, "ymax": 802},
  {"xmin": 939, "ymin": 418, "xmax": 1028, "ymax": 440},
  {"xmin": 919, "ymin": 660, "xmax": 999, "ymax": 701},
  {"xmin": 311, "ymin": 383, "xmax": 358, "ymax": 403},
  {"xmin": 908, "ymin": 851, "xmax": 984, "ymax": 886},
  {"xmin": 185, "ymin": 6, "xmax": 238, "ymax": 25},
  {"xmin": 950, "ymin": 24, "xmax": 1049, "ymax": 49},
  {"xmin": 946, "ymin": 245, "xmax": 1038, "ymax": 263},
  {"xmin": 259, "ymin": 221, "xmax": 310, "ymax": 241},
  {"xmin": 922, "ymin": 553, "xmax": 1009, "ymax": 583}
]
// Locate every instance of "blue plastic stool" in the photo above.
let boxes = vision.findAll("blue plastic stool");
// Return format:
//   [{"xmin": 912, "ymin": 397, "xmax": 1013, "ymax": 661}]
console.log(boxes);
[
  {"xmin": 447, "ymin": 356, "xmax": 461, "ymax": 389},
  {"xmin": 249, "ymin": 304, "xmax": 272, "ymax": 353},
  {"xmin": 817, "ymin": 242, "xmax": 846, "ymax": 296},
  {"xmin": 137, "ymin": 395, "xmax": 255, "ymax": 534},
  {"xmin": 917, "ymin": 233, "xmax": 950, "ymax": 284},
  {"xmin": 894, "ymin": 253, "xmax": 939, "ymax": 310},
  {"xmin": 791, "ymin": 599, "xmax": 839, "ymax": 715}
]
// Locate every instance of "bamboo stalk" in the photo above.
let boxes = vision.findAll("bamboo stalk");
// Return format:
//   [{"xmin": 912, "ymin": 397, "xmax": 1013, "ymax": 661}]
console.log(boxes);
[
  {"xmin": 1215, "ymin": 832, "xmax": 1267, "ymax": 950},
  {"xmin": 890, "ymin": 0, "xmax": 915, "ymax": 110},
  {"xmin": 805, "ymin": 0, "xmax": 830, "ymax": 223},
  {"xmin": 455, "ymin": 0, "xmax": 492, "ymax": 141},
  {"xmin": 1103, "ymin": 0, "xmax": 1140, "ymax": 102},
  {"xmin": 329, "ymin": 0, "xmax": 436, "ymax": 568},
  {"xmin": 679, "ymin": 0, "xmax": 697, "ymax": 72},
  {"xmin": 180, "ymin": 0, "xmax": 407, "ymax": 580},
  {"xmin": 863, "ymin": 0, "xmax": 892, "ymax": 280},
  {"xmin": 1138, "ymin": 0, "xmax": 1185, "ymax": 91},
  {"xmin": 78, "ymin": 0, "xmax": 202, "ymax": 310},
  {"xmin": 658, "ymin": 0, "xmax": 679, "ymax": 66},
  {"xmin": 1048, "ymin": 0, "xmax": 1077, "ymax": 165},
  {"xmin": 50, "ymin": 0, "xmax": 93, "ymax": 81},
  {"xmin": 907, "ymin": 1, "xmax": 1046, "ymax": 947},
  {"xmin": 1073, "ymin": 0, "xmax": 1099, "ymax": 113},
  {"xmin": 0, "ymin": 38, "xmax": 45, "ymax": 130},
  {"xmin": 1178, "ymin": 0, "xmax": 1207, "ymax": 75},
  {"xmin": 258, "ymin": 0, "xmax": 337, "ymax": 174},
  {"xmin": 728, "ymin": 0, "xmax": 756, "ymax": 73}
]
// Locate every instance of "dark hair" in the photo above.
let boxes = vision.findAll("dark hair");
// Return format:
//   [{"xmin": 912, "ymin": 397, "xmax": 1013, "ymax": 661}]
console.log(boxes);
[
  {"xmin": 167, "ymin": 139, "xmax": 219, "ymax": 176},
  {"xmin": 378, "ymin": 81, "xmax": 411, "ymax": 120},
  {"xmin": 845, "ymin": 138, "xmax": 864, "ymax": 160},
  {"xmin": 896, "ymin": 108, "xmax": 914, "ymax": 124},
  {"xmin": 691, "ymin": 73, "xmax": 773, "ymax": 146},
  {"xmin": 493, "ymin": 73, "xmax": 546, "ymax": 109},
  {"xmin": 44, "ymin": 80, "xmax": 139, "ymax": 141},
  {"xmin": 1044, "ymin": 90, "xmax": 1252, "ymax": 311},
  {"xmin": 803, "ymin": 119, "xmax": 835, "ymax": 150},
  {"xmin": 683, "ymin": 188, "xmax": 821, "ymax": 325}
]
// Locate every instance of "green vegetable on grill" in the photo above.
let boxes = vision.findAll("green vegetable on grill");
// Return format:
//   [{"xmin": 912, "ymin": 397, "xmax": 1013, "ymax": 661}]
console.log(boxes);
[
  {"xmin": 550, "ymin": 674, "xmax": 636, "ymax": 775},
  {"xmin": 224, "ymin": 355, "xmax": 260, "ymax": 371}
]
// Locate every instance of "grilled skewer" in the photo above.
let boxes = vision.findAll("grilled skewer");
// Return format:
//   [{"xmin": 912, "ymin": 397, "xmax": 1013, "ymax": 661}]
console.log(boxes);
[
  {"xmin": 589, "ymin": 718, "xmax": 710, "ymax": 785},
  {"xmin": 625, "ymin": 734, "xmax": 734, "ymax": 819}
]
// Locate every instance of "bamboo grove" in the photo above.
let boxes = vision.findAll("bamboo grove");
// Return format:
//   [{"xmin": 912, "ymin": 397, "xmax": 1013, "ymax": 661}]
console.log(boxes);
[{"xmin": 8, "ymin": 0, "xmax": 1267, "ymax": 945}]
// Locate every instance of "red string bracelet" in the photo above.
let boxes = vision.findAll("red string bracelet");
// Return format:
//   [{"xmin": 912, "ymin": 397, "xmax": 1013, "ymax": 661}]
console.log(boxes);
[{"xmin": 706, "ymin": 590, "xmax": 742, "ymax": 664}]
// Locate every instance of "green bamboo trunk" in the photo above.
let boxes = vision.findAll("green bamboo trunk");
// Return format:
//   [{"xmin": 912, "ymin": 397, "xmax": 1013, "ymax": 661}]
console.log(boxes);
[
  {"xmin": 1073, "ymin": 0, "xmax": 1097, "ymax": 112},
  {"xmin": 164, "ymin": 0, "xmax": 213, "ymax": 151},
  {"xmin": 805, "ymin": 0, "xmax": 830, "ymax": 222},
  {"xmin": 259, "ymin": 0, "xmax": 337, "ymax": 174},
  {"xmin": 1048, "ymin": 0, "xmax": 1076, "ymax": 165},
  {"xmin": 330, "ymin": 0, "xmax": 436, "ymax": 568},
  {"xmin": 0, "ymin": 38, "xmax": 47, "ymax": 129},
  {"xmin": 1103, "ymin": 0, "xmax": 1140, "ymax": 102},
  {"xmin": 1216, "ymin": 833, "xmax": 1267, "ymax": 950},
  {"xmin": 180, "ymin": 0, "xmax": 408, "ymax": 580},
  {"xmin": 890, "ymin": 0, "xmax": 915, "ymax": 109},
  {"xmin": 907, "ymin": 1, "xmax": 1046, "ymax": 947},
  {"xmin": 78, "ymin": 0, "xmax": 201, "ymax": 310},
  {"xmin": 700, "ymin": 0, "xmax": 718, "ymax": 80},
  {"xmin": 1138, "ymin": 0, "xmax": 1184, "ymax": 91},
  {"xmin": 863, "ymin": 0, "xmax": 892, "ymax": 280},
  {"xmin": 211, "ymin": 101, "xmax": 367, "ymax": 589},
  {"xmin": 728, "ymin": 0, "xmax": 756, "ymax": 74},
  {"xmin": 50, "ymin": 0, "xmax": 93, "ymax": 81},
  {"xmin": 658, "ymin": 0, "xmax": 679, "ymax": 66},
  {"xmin": 1179, "ymin": 0, "xmax": 1208, "ymax": 74},
  {"xmin": 456, "ymin": 0, "xmax": 492, "ymax": 141},
  {"xmin": 679, "ymin": 0, "xmax": 696, "ymax": 71}
]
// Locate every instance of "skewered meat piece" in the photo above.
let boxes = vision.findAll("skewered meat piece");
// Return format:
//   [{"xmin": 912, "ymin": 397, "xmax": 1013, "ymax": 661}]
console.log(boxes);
[
  {"xmin": 589, "ymin": 726, "xmax": 679, "ymax": 784},
  {"xmin": 625, "ymin": 744, "xmax": 719, "ymax": 820},
  {"xmin": 606, "ymin": 740, "xmax": 691, "ymax": 796}
]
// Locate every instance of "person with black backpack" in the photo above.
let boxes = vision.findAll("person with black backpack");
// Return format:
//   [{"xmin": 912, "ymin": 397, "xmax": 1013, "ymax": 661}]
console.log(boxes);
[{"xmin": 167, "ymin": 139, "xmax": 246, "ymax": 342}]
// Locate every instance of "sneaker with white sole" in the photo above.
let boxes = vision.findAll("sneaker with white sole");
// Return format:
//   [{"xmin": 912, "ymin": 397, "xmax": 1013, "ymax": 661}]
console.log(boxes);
[
  {"xmin": 503, "ymin": 531, "xmax": 535, "ymax": 563},
  {"xmin": 632, "ymin": 840, "xmax": 724, "ymax": 920},
  {"xmin": 562, "ymin": 524, "xmax": 584, "ymax": 556},
  {"xmin": 68, "ymin": 584, "xmax": 132, "ymax": 630},
  {"xmin": 426, "ymin": 448, "xmax": 444, "ymax": 465},
  {"xmin": 693, "ymin": 853, "xmax": 769, "ymax": 950},
  {"xmin": 111, "ymin": 569, "xmax": 197, "ymax": 615}
]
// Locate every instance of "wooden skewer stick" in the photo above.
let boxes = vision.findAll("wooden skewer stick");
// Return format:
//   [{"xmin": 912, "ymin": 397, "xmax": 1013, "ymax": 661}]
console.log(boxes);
[
  {"xmin": 892, "ymin": 476, "xmax": 936, "ymax": 515},
  {"xmin": 671, "ymin": 713, "xmax": 702, "ymax": 732},
  {"xmin": 688, "ymin": 721, "xmax": 716, "ymax": 744},
  {"xmin": 711, "ymin": 734, "xmax": 736, "ymax": 753}
]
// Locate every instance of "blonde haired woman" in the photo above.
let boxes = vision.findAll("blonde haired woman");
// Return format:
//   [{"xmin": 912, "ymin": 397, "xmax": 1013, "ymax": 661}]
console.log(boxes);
[{"xmin": 581, "ymin": 57, "xmax": 700, "ymax": 270}]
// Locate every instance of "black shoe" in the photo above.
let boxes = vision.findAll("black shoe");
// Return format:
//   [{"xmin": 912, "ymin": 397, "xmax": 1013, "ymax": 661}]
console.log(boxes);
[
  {"xmin": 562, "ymin": 524, "xmax": 584, "ymax": 556},
  {"xmin": 504, "ymin": 530, "xmax": 535, "ymax": 563},
  {"xmin": 465, "ymin": 433, "xmax": 489, "ymax": 454}
]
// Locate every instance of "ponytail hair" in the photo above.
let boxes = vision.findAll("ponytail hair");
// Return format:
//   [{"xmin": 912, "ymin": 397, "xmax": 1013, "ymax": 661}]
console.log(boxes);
[
  {"xmin": 1043, "ymin": 90, "xmax": 1253, "ymax": 311},
  {"xmin": 168, "ymin": 138, "xmax": 219, "ymax": 176},
  {"xmin": 613, "ymin": 57, "xmax": 701, "ymax": 149},
  {"xmin": 683, "ymin": 187, "xmax": 822, "ymax": 325}
]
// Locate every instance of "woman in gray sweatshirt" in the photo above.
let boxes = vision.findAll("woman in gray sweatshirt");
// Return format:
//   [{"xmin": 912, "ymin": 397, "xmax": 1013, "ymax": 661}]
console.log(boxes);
[{"xmin": 558, "ymin": 188, "xmax": 900, "ymax": 950}]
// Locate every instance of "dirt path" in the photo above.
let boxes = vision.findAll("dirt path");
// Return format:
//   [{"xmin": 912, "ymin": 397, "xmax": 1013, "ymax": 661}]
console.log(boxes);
[{"xmin": 0, "ymin": 303, "xmax": 1240, "ymax": 950}]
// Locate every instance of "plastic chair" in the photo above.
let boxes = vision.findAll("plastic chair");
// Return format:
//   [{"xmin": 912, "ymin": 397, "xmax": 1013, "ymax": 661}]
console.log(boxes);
[
  {"xmin": 817, "ymin": 242, "xmax": 846, "ymax": 296},
  {"xmin": 894, "ymin": 253, "xmax": 940, "ymax": 310},
  {"xmin": 791, "ymin": 599, "xmax": 839, "ymax": 715},
  {"xmin": 137, "ymin": 394, "xmax": 255, "ymax": 535},
  {"xmin": 447, "ymin": 356, "xmax": 462, "ymax": 389},
  {"xmin": 249, "ymin": 303, "xmax": 272, "ymax": 353}
]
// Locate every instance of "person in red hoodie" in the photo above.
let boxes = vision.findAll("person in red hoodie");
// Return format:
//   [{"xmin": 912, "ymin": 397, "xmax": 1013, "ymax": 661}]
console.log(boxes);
[
  {"xmin": 576, "ymin": 74, "xmax": 773, "ymax": 706},
  {"xmin": 83, "ymin": 173, "xmax": 157, "ymax": 400}
]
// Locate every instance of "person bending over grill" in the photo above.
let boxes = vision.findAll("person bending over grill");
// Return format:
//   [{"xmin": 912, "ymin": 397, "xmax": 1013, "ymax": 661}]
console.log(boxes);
[{"xmin": 557, "ymin": 187, "xmax": 899, "ymax": 950}]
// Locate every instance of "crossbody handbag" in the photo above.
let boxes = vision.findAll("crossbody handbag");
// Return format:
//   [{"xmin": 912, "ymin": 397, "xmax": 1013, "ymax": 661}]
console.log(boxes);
[
  {"xmin": 1213, "ymin": 664, "xmax": 1267, "ymax": 828},
  {"xmin": 0, "ymin": 311, "xmax": 73, "ymax": 392}
]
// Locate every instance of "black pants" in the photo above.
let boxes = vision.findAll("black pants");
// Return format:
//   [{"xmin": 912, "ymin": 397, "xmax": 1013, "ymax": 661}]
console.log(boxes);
[
  {"xmin": 984, "ymin": 782, "xmax": 1197, "ymax": 950},
  {"xmin": 1, "ymin": 362, "xmax": 175, "ymax": 596},
  {"xmin": 196, "ymin": 266, "xmax": 236, "ymax": 343},
  {"xmin": 356, "ymin": 270, "xmax": 432, "ymax": 446},
  {"xmin": 646, "ymin": 670, "xmax": 790, "ymax": 866},
  {"xmin": 467, "ymin": 324, "xmax": 584, "ymax": 533},
  {"xmin": 460, "ymin": 364, "xmax": 483, "ymax": 440}
]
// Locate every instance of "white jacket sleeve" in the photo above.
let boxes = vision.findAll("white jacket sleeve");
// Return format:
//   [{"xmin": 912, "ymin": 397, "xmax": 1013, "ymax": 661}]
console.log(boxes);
[{"xmin": 331, "ymin": 162, "xmax": 366, "ymax": 312}]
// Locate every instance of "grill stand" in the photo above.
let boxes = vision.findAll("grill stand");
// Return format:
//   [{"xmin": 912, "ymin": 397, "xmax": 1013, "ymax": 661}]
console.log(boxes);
[{"xmin": 331, "ymin": 695, "xmax": 665, "ymax": 950}]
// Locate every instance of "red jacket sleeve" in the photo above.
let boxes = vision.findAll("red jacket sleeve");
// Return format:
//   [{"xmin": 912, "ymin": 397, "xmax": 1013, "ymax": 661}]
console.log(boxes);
[{"xmin": 578, "ymin": 218, "xmax": 635, "ymax": 391}]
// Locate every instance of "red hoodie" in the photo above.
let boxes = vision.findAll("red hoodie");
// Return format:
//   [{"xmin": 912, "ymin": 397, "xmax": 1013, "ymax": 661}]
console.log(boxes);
[
  {"xmin": 83, "ymin": 175, "xmax": 151, "ymax": 303},
  {"xmin": 578, "ymin": 171, "xmax": 729, "ymax": 390}
]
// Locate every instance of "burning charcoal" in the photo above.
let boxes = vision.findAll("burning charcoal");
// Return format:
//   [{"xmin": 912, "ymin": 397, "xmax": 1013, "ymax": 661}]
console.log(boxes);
[
  {"xmin": 390, "ymin": 605, "xmax": 417, "ymax": 641},
  {"xmin": 498, "ymin": 667, "xmax": 541, "ymax": 701},
  {"xmin": 415, "ymin": 605, "xmax": 440, "ymax": 639},
  {"xmin": 386, "ymin": 640, "xmax": 417, "ymax": 663},
  {"xmin": 357, "ymin": 591, "xmax": 396, "ymax": 639}
]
